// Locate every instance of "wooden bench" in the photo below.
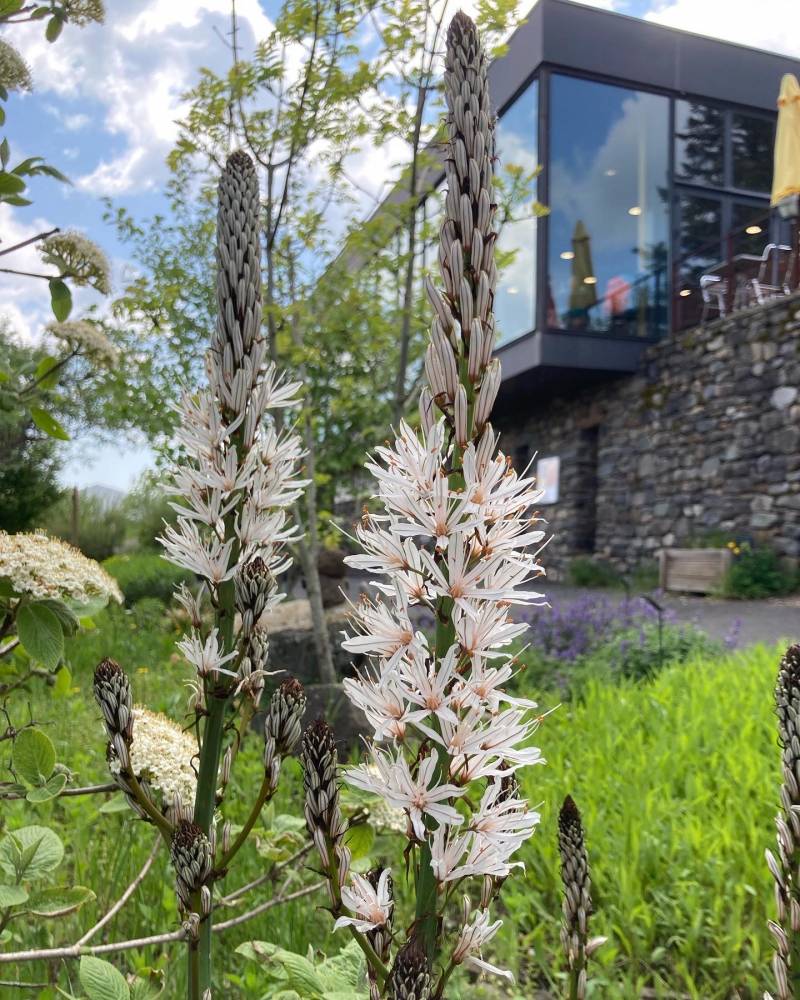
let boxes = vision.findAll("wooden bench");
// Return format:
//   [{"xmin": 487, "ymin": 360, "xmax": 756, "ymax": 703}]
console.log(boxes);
[{"xmin": 659, "ymin": 548, "xmax": 732, "ymax": 595}]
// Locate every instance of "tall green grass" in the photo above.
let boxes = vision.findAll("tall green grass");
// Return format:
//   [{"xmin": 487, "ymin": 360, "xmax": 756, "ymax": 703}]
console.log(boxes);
[
  {"xmin": 2, "ymin": 607, "xmax": 788, "ymax": 997},
  {"xmin": 503, "ymin": 644, "xmax": 781, "ymax": 999}
]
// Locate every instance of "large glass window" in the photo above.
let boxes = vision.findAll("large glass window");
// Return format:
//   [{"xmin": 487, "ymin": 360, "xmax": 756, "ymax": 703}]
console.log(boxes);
[
  {"xmin": 547, "ymin": 75, "xmax": 669, "ymax": 338},
  {"xmin": 494, "ymin": 79, "xmax": 538, "ymax": 345},
  {"xmin": 675, "ymin": 101, "xmax": 724, "ymax": 187},
  {"xmin": 731, "ymin": 112, "xmax": 774, "ymax": 193}
]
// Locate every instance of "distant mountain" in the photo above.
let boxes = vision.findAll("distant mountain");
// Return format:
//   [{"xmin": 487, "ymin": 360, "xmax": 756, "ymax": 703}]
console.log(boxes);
[{"xmin": 83, "ymin": 484, "xmax": 126, "ymax": 509}]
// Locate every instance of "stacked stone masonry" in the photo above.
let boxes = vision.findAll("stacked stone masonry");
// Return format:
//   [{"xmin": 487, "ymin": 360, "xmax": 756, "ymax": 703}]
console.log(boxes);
[{"xmin": 496, "ymin": 294, "xmax": 800, "ymax": 577}]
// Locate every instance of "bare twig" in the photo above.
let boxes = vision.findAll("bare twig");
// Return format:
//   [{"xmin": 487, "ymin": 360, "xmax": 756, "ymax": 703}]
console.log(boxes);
[
  {"xmin": 0, "ymin": 881, "xmax": 325, "ymax": 964},
  {"xmin": 211, "ymin": 881, "xmax": 324, "ymax": 932},
  {"xmin": 0, "ymin": 227, "xmax": 59, "ymax": 258},
  {"xmin": 76, "ymin": 835, "xmax": 161, "ymax": 946},
  {"xmin": 0, "ymin": 781, "xmax": 117, "ymax": 801},
  {"xmin": 217, "ymin": 843, "xmax": 313, "ymax": 906}
]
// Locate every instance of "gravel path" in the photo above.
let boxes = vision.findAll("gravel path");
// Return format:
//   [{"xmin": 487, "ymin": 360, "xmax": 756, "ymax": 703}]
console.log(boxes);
[{"xmin": 290, "ymin": 572, "xmax": 798, "ymax": 649}]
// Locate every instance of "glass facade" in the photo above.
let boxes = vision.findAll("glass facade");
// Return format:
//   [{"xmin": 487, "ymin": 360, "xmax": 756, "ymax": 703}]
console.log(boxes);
[
  {"xmin": 494, "ymin": 79, "xmax": 538, "ymax": 346},
  {"xmin": 547, "ymin": 75, "xmax": 670, "ymax": 337}
]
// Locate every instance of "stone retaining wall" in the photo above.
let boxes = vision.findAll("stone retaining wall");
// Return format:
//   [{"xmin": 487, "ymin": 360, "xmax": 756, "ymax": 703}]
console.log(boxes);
[{"xmin": 496, "ymin": 294, "xmax": 800, "ymax": 576}]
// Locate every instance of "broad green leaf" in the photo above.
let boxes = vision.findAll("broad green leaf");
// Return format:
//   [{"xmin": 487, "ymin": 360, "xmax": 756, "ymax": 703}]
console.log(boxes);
[
  {"xmin": 0, "ymin": 884, "xmax": 28, "ymax": 907},
  {"xmin": 0, "ymin": 826, "xmax": 64, "ymax": 880},
  {"xmin": 0, "ymin": 369, "xmax": 9, "ymax": 382},
  {"xmin": 38, "ymin": 598, "xmax": 79, "ymax": 636},
  {"xmin": 0, "ymin": 138, "xmax": 9, "ymax": 169},
  {"xmin": 30, "ymin": 405, "xmax": 70, "ymax": 441},
  {"xmin": 27, "ymin": 772, "xmax": 67, "ymax": 802},
  {"xmin": 45, "ymin": 14, "xmax": 63, "ymax": 42},
  {"xmin": 34, "ymin": 355, "xmax": 61, "ymax": 390},
  {"xmin": 0, "ymin": 1, "xmax": 25, "ymax": 15},
  {"xmin": 2, "ymin": 194, "xmax": 31, "ymax": 206},
  {"xmin": 28, "ymin": 885, "xmax": 95, "ymax": 916},
  {"xmin": 0, "ymin": 171, "xmax": 25, "ymax": 195},
  {"xmin": 16, "ymin": 601, "xmax": 64, "ymax": 668},
  {"xmin": 79, "ymin": 956, "xmax": 130, "ymax": 1000},
  {"xmin": 343, "ymin": 822, "xmax": 374, "ymax": 861},
  {"xmin": 98, "ymin": 795, "xmax": 128, "ymax": 814},
  {"xmin": 129, "ymin": 970, "xmax": 164, "ymax": 1000},
  {"xmin": 48, "ymin": 277, "xmax": 72, "ymax": 321},
  {"xmin": 234, "ymin": 942, "xmax": 324, "ymax": 997},
  {"xmin": 12, "ymin": 727, "xmax": 56, "ymax": 785},
  {"xmin": 0, "ymin": 575, "xmax": 19, "ymax": 597},
  {"xmin": 316, "ymin": 941, "xmax": 366, "ymax": 991}
]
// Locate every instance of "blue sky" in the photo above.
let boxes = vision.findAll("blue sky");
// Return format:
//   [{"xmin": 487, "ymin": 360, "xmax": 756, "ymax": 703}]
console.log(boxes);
[{"xmin": 3, "ymin": 0, "xmax": 799, "ymax": 491}]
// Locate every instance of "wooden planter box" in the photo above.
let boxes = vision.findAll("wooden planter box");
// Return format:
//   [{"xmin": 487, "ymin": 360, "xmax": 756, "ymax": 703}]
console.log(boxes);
[{"xmin": 659, "ymin": 548, "xmax": 732, "ymax": 595}]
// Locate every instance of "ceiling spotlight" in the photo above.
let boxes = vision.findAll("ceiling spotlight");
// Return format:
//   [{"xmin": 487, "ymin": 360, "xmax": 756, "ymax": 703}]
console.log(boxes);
[
  {"xmin": 628, "ymin": 206, "xmax": 642, "ymax": 217},
  {"xmin": 745, "ymin": 224, "xmax": 762, "ymax": 235},
  {"xmin": 560, "ymin": 250, "xmax": 575, "ymax": 260},
  {"xmin": 679, "ymin": 288, "xmax": 691, "ymax": 297},
  {"xmin": 584, "ymin": 276, "xmax": 598, "ymax": 285}
]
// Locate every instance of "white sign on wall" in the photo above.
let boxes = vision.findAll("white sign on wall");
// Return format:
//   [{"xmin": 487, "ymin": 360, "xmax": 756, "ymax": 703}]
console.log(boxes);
[{"xmin": 536, "ymin": 456, "xmax": 560, "ymax": 505}]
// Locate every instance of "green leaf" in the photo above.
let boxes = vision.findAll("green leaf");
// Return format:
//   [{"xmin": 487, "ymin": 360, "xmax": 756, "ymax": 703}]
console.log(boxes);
[
  {"xmin": 1, "ymin": 138, "xmax": 9, "ymax": 169},
  {"xmin": 16, "ymin": 601, "xmax": 65, "ymax": 668},
  {"xmin": 98, "ymin": 795, "xmax": 129, "ymax": 814},
  {"xmin": 12, "ymin": 727, "xmax": 56, "ymax": 785},
  {"xmin": 79, "ymin": 956, "xmax": 130, "ymax": 1000},
  {"xmin": 48, "ymin": 277, "xmax": 72, "ymax": 321},
  {"xmin": 30, "ymin": 405, "xmax": 69, "ymax": 441},
  {"xmin": 129, "ymin": 970, "xmax": 164, "ymax": 1000},
  {"xmin": 0, "ymin": 826, "xmax": 64, "ymax": 880},
  {"xmin": 34, "ymin": 355, "xmax": 62, "ymax": 390},
  {"xmin": 45, "ymin": 14, "xmax": 64, "ymax": 42},
  {"xmin": 0, "ymin": 884, "xmax": 28, "ymax": 907},
  {"xmin": 28, "ymin": 885, "xmax": 95, "ymax": 916},
  {"xmin": 2, "ymin": 194, "xmax": 31, "ymax": 206},
  {"xmin": 0, "ymin": 171, "xmax": 26, "ymax": 195},
  {"xmin": 27, "ymin": 772, "xmax": 67, "ymax": 803},
  {"xmin": 343, "ymin": 822, "xmax": 374, "ymax": 861},
  {"xmin": 38, "ymin": 598, "xmax": 79, "ymax": 636},
  {"xmin": 234, "ymin": 942, "xmax": 324, "ymax": 997}
]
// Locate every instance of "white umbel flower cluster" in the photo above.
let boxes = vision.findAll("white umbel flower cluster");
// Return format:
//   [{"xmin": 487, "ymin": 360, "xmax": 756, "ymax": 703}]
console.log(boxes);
[
  {"xmin": 0, "ymin": 531, "xmax": 122, "ymax": 607},
  {"xmin": 46, "ymin": 319, "xmax": 119, "ymax": 366},
  {"xmin": 0, "ymin": 39, "xmax": 31, "ymax": 92},
  {"xmin": 159, "ymin": 151, "xmax": 304, "ymax": 695},
  {"xmin": 39, "ymin": 230, "xmax": 111, "ymax": 295},
  {"xmin": 108, "ymin": 706, "xmax": 199, "ymax": 809},
  {"xmin": 338, "ymin": 13, "xmax": 545, "ymax": 981}
]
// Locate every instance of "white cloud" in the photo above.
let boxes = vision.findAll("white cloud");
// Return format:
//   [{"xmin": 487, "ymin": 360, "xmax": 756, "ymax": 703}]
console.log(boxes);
[
  {"xmin": 12, "ymin": 0, "xmax": 275, "ymax": 196},
  {"xmin": 0, "ymin": 206, "xmax": 59, "ymax": 342},
  {"xmin": 646, "ymin": 0, "xmax": 800, "ymax": 57}
]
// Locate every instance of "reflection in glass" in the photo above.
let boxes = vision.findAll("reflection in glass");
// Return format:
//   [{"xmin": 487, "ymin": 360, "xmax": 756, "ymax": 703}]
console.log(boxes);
[
  {"xmin": 548, "ymin": 75, "xmax": 669, "ymax": 338},
  {"xmin": 494, "ymin": 79, "xmax": 538, "ymax": 346},
  {"xmin": 675, "ymin": 101, "xmax": 724, "ymax": 187},
  {"xmin": 732, "ymin": 113, "xmax": 774, "ymax": 193},
  {"xmin": 732, "ymin": 201, "xmax": 770, "ymax": 255},
  {"xmin": 676, "ymin": 193, "xmax": 722, "ymax": 328}
]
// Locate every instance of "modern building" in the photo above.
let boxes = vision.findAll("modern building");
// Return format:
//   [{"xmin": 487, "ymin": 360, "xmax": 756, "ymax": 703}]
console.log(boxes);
[{"xmin": 473, "ymin": 0, "xmax": 800, "ymax": 575}]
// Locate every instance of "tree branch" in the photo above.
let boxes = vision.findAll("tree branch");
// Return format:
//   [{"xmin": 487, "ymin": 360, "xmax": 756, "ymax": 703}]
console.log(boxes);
[
  {"xmin": 75, "ymin": 835, "xmax": 161, "ymax": 946},
  {"xmin": 0, "ymin": 227, "xmax": 59, "ymax": 258}
]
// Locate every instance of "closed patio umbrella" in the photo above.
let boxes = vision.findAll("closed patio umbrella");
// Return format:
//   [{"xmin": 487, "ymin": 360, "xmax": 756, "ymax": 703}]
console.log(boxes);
[
  {"xmin": 772, "ymin": 73, "xmax": 800, "ymax": 215},
  {"xmin": 568, "ymin": 220, "xmax": 598, "ymax": 324}
]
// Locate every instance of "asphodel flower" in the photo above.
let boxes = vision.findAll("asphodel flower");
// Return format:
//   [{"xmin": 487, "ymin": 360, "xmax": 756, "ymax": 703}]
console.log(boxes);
[
  {"xmin": 337, "ymin": 10, "xmax": 546, "ymax": 983},
  {"xmin": 160, "ymin": 151, "xmax": 305, "ymax": 701}
]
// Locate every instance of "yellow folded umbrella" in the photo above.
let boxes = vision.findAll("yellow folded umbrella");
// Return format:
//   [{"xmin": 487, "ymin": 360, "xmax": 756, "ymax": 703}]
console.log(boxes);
[{"xmin": 771, "ymin": 73, "xmax": 800, "ymax": 205}]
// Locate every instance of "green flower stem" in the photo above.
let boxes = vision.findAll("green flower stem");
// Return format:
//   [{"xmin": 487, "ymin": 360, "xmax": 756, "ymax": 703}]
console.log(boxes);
[
  {"xmin": 125, "ymin": 770, "xmax": 174, "ymax": 843},
  {"xmin": 192, "ymin": 690, "xmax": 228, "ymax": 994},
  {"xmin": 218, "ymin": 773, "xmax": 276, "ymax": 870}
]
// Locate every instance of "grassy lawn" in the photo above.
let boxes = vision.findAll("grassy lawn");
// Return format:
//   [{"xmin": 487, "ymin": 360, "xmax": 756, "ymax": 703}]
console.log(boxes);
[{"xmin": 0, "ymin": 600, "xmax": 787, "ymax": 998}]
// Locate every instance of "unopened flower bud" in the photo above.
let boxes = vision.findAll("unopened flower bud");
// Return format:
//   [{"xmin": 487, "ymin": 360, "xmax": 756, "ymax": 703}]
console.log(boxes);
[
  {"xmin": 265, "ymin": 678, "xmax": 306, "ymax": 756},
  {"xmin": 93, "ymin": 658, "xmax": 133, "ymax": 743},
  {"xmin": 170, "ymin": 820, "xmax": 213, "ymax": 913},
  {"xmin": 234, "ymin": 557, "xmax": 275, "ymax": 635},
  {"xmin": 387, "ymin": 936, "xmax": 430, "ymax": 1000},
  {"xmin": 300, "ymin": 718, "xmax": 345, "ymax": 870}
]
